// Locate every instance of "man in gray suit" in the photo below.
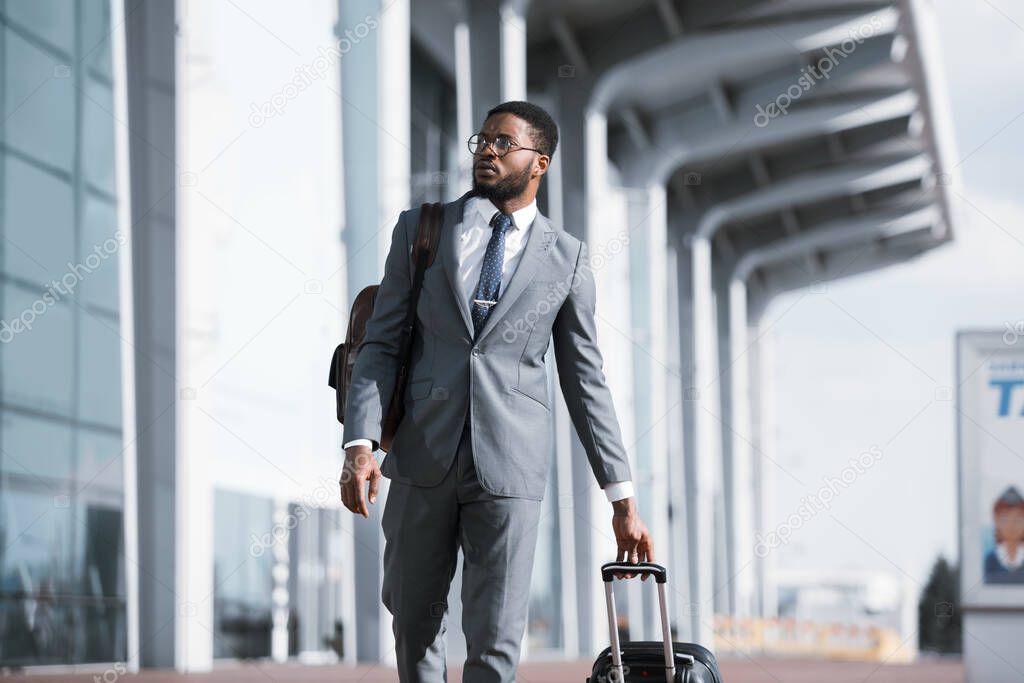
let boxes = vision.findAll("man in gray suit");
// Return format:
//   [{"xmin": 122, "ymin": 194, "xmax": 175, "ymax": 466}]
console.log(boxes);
[{"xmin": 339, "ymin": 100, "xmax": 654, "ymax": 682}]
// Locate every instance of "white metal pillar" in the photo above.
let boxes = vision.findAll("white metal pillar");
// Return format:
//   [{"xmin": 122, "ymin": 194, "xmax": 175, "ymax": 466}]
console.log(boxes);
[
  {"xmin": 175, "ymin": 0, "xmax": 215, "ymax": 670},
  {"xmin": 625, "ymin": 185, "xmax": 671, "ymax": 639},
  {"xmin": 455, "ymin": 1, "xmax": 529, "ymax": 193},
  {"xmin": 747, "ymin": 312, "xmax": 777, "ymax": 619},
  {"xmin": 554, "ymin": 75, "xmax": 637, "ymax": 656},
  {"xmin": 725, "ymin": 278, "xmax": 757, "ymax": 618},
  {"xmin": 123, "ymin": 0, "xmax": 197, "ymax": 670},
  {"xmin": 713, "ymin": 274, "xmax": 736, "ymax": 617},
  {"xmin": 339, "ymin": 0, "xmax": 410, "ymax": 664},
  {"xmin": 465, "ymin": 1, "xmax": 528, "ymax": 125},
  {"xmin": 688, "ymin": 235, "xmax": 718, "ymax": 646},
  {"xmin": 667, "ymin": 224, "xmax": 696, "ymax": 640}
]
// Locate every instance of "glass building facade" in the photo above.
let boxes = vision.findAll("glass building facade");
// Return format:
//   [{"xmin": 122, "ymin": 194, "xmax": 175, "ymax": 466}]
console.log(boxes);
[
  {"xmin": 0, "ymin": 0, "xmax": 126, "ymax": 666},
  {"xmin": 212, "ymin": 489, "xmax": 275, "ymax": 659}
]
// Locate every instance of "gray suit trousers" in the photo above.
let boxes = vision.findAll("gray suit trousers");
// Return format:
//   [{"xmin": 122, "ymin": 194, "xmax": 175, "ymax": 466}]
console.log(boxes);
[{"xmin": 381, "ymin": 411, "xmax": 542, "ymax": 683}]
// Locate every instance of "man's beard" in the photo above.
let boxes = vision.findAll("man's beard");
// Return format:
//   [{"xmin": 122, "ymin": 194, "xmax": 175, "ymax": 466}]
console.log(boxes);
[{"xmin": 471, "ymin": 164, "xmax": 532, "ymax": 203}]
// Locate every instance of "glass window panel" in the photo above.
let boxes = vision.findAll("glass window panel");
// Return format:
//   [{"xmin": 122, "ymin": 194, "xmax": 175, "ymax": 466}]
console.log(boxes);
[
  {"xmin": 2, "ymin": 155, "xmax": 75, "ymax": 287},
  {"xmin": 1, "ymin": 283, "xmax": 75, "ymax": 417},
  {"xmin": 80, "ymin": 0, "xmax": 114, "ymax": 80},
  {"xmin": 0, "ymin": 598, "xmax": 74, "ymax": 666},
  {"xmin": 213, "ymin": 489, "xmax": 274, "ymax": 659},
  {"xmin": 214, "ymin": 490, "xmax": 274, "ymax": 606},
  {"xmin": 3, "ymin": 0, "xmax": 75, "ymax": 53},
  {"xmin": 3, "ymin": 29, "xmax": 75, "ymax": 172},
  {"xmin": 79, "ymin": 195, "xmax": 121, "ymax": 311},
  {"xmin": 82, "ymin": 78, "xmax": 117, "ymax": 195},
  {"xmin": 0, "ymin": 488, "xmax": 74, "ymax": 596},
  {"xmin": 78, "ymin": 310, "xmax": 123, "ymax": 427},
  {"xmin": 72, "ymin": 602, "xmax": 127, "ymax": 664},
  {"xmin": 76, "ymin": 428, "xmax": 123, "ymax": 494},
  {"xmin": 287, "ymin": 506, "xmax": 345, "ymax": 656},
  {"xmin": 75, "ymin": 502, "xmax": 124, "ymax": 598},
  {"xmin": 0, "ymin": 410, "xmax": 74, "ymax": 483}
]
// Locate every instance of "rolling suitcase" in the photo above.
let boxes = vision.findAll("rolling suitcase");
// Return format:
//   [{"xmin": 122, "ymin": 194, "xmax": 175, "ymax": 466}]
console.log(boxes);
[{"xmin": 587, "ymin": 562, "xmax": 723, "ymax": 683}]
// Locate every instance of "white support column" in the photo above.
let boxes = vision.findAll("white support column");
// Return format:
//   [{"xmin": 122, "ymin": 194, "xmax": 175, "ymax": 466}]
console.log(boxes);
[
  {"xmin": 378, "ymin": 0, "xmax": 411, "ymax": 235},
  {"xmin": 727, "ymin": 279, "xmax": 756, "ymax": 618},
  {"xmin": 666, "ymin": 232, "xmax": 695, "ymax": 640},
  {"xmin": 466, "ymin": 1, "xmax": 528, "ymax": 122},
  {"xmin": 110, "ymin": 0, "xmax": 139, "ymax": 669},
  {"xmin": 551, "ymin": 80, "xmax": 592, "ymax": 657},
  {"xmin": 339, "ymin": 0, "xmax": 410, "ymax": 664},
  {"xmin": 176, "ymin": 0, "xmax": 215, "ymax": 669},
  {"xmin": 748, "ymin": 312, "xmax": 777, "ymax": 618},
  {"xmin": 456, "ymin": 1, "xmax": 528, "ymax": 185},
  {"xmin": 648, "ymin": 187, "xmax": 670, "ymax": 640},
  {"xmin": 626, "ymin": 185, "xmax": 671, "ymax": 639},
  {"xmin": 713, "ymin": 274, "xmax": 735, "ymax": 617},
  {"xmin": 454, "ymin": 21, "xmax": 473, "ymax": 190},
  {"xmin": 585, "ymin": 107, "xmax": 637, "ymax": 652},
  {"xmin": 123, "ymin": 0, "xmax": 203, "ymax": 670},
  {"xmin": 500, "ymin": 5, "xmax": 526, "ymax": 102},
  {"xmin": 688, "ymin": 235, "xmax": 717, "ymax": 646}
]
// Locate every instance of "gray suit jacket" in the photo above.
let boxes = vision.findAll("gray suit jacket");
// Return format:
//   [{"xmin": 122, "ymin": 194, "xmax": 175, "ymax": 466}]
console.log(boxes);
[{"xmin": 343, "ymin": 190, "xmax": 632, "ymax": 500}]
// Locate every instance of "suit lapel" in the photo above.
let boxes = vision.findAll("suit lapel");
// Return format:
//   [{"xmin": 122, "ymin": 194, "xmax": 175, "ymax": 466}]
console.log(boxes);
[
  {"xmin": 439, "ymin": 191, "xmax": 560, "ymax": 344},
  {"xmin": 440, "ymin": 191, "xmax": 477, "ymax": 340}
]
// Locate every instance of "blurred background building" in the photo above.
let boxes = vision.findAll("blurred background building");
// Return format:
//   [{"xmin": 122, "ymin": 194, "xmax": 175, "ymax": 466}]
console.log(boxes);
[{"xmin": 0, "ymin": 0, "xmax": 973, "ymax": 673}]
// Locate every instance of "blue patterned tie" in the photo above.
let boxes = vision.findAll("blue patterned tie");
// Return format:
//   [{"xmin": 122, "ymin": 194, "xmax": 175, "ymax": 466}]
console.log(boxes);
[{"xmin": 471, "ymin": 211, "xmax": 513, "ymax": 339}]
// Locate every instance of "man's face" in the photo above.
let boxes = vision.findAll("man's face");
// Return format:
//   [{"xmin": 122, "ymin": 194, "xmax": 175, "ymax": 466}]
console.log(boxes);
[
  {"xmin": 996, "ymin": 507, "xmax": 1024, "ymax": 543},
  {"xmin": 471, "ymin": 113, "xmax": 544, "ymax": 203}
]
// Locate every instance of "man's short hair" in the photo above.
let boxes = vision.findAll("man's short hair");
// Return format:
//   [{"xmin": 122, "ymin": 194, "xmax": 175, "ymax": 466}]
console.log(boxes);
[{"xmin": 485, "ymin": 100, "xmax": 559, "ymax": 158}]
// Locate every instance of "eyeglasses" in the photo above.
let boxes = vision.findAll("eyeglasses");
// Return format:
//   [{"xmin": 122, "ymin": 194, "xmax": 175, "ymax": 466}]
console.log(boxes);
[{"xmin": 467, "ymin": 133, "xmax": 544, "ymax": 158}]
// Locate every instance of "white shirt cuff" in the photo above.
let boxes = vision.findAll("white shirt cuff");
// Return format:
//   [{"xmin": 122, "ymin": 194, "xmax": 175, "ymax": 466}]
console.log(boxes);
[
  {"xmin": 343, "ymin": 438, "xmax": 374, "ymax": 450},
  {"xmin": 603, "ymin": 480, "xmax": 634, "ymax": 502}
]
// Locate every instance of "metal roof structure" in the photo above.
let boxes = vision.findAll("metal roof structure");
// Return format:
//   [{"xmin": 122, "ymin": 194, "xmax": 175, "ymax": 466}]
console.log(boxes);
[{"xmin": 405, "ymin": 0, "xmax": 958, "ymax": 656}]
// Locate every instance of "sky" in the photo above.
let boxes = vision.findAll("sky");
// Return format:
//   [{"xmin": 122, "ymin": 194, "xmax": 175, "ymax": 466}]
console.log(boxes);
[{"xmin": 768, "ymin": 0, "xmax": 1024, "ymax": 591}]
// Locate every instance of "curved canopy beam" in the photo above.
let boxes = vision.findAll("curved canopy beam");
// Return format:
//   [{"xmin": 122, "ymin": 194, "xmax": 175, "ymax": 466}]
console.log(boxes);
[
  {"xmin": 592, "ymin": 7, "xmax": 899, "ymax": 113},
  {"xmin": 696, "ymin": 154, "xmax": 933, "ymax": 241},
  {"xmin": 619, "ymin": 90, "xmax": 919, "ymax": 188}
]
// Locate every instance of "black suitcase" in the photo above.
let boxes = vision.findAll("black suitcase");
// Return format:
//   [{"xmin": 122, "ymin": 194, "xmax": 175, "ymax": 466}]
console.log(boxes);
[{"xmin": 587, "ymin": 562, "xmax": 723, "ymax": 683}]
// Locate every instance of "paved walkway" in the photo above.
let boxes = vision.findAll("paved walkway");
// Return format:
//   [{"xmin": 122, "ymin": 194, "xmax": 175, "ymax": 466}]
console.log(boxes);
[{"xmin": 9, "ymin": 656, "xmax": 963, "ymax": 682}]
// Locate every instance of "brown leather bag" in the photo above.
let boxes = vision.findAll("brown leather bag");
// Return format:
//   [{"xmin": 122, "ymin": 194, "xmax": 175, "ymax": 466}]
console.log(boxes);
[{"xmin": 328, "ymin": 202, "xmax": 444, "ymax": 452}]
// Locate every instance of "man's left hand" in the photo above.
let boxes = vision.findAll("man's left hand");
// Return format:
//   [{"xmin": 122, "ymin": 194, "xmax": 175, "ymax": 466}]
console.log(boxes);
[{"xmin": 610, "ymin": 496, "xmax": 655, "ymax": 580}]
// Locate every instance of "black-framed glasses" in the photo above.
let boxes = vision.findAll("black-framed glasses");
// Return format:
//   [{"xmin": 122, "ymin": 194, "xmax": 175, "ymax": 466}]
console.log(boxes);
[{"xmin": 467, "ymin": 133, "xmax": 544, "ymax": 158}]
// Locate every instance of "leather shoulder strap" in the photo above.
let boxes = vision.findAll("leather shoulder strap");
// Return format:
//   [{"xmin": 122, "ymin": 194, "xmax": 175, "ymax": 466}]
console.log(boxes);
[
  {"xmin": 404, "ymin": 202, "xmax": 443, "ymax": 325},
  {"xmin": 412, "ymin": 201, "xmax": 443, "ymax": 268}
]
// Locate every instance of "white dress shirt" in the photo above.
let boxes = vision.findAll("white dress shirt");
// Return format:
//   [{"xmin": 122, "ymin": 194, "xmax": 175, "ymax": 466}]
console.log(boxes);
[
  {"xmin": 344, "ymin": 195, "xmax": 633, "ymax": 503},
  {"xmin": 997, "ymin": 542, "xmax": 1024, "ymax": 571}
]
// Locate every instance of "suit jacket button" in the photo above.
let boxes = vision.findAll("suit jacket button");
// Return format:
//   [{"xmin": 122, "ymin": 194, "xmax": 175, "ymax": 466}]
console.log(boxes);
[{"xmin": 471, "ymin": 348, "xmax": 480, "ymax": 356}]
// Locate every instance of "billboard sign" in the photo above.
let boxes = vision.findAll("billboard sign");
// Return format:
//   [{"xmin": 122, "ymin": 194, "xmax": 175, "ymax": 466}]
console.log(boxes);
[{"xmin": 958, "ymin": 330, "xmax": 1024, "ymax": 608}]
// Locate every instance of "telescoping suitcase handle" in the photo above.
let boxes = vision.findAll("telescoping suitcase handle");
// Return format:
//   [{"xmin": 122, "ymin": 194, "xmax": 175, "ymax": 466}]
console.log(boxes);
[{"xmin": 601, "ymin": 561, "xmax": 682, "ymax": 683}]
